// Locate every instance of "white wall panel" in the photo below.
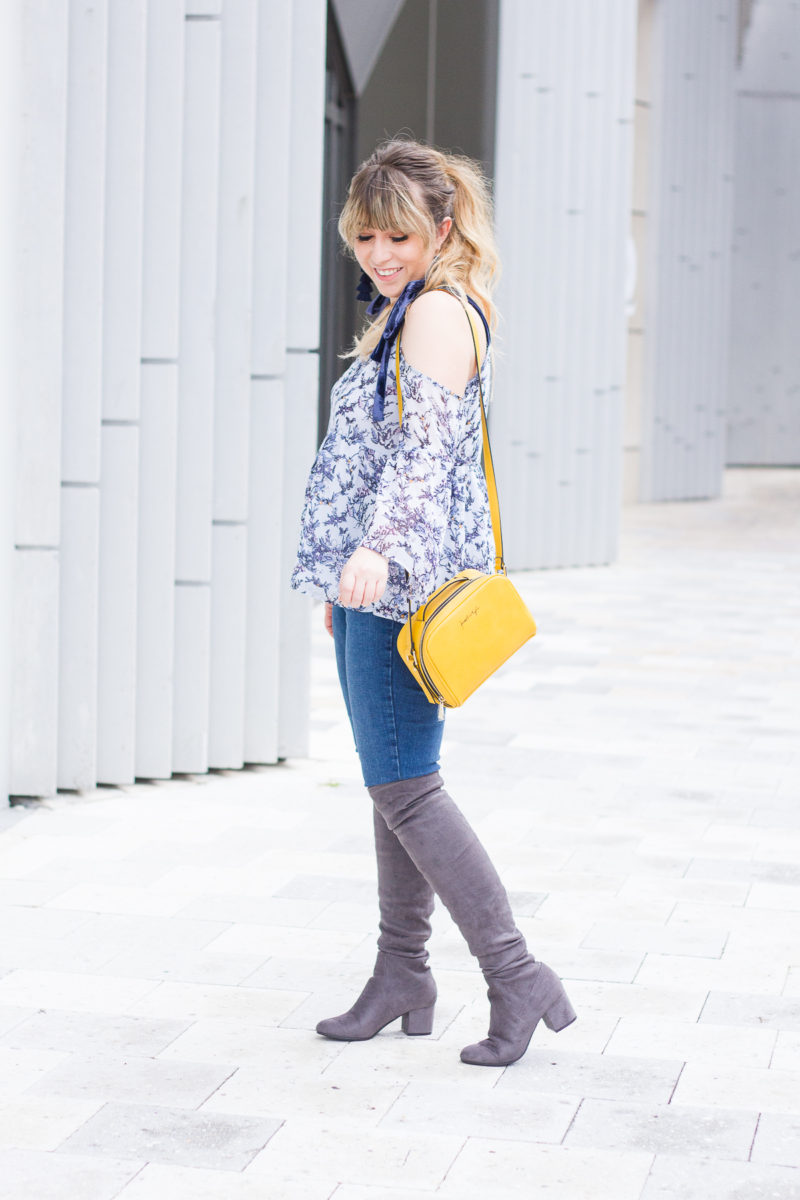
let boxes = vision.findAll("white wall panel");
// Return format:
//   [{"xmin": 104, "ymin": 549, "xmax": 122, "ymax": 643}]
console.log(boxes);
[
  {"xmin": 278, "ymin": 353, "xmax": 317, "ymax": 760},
  {"xmin": 728, "ymin": 0, "xmax": 800, "ymax": 464},
  {"xmin": 285, "ymin": 0, "xmax": 327, "ymax": 352},
  {"xmin": 213, "ymin": 0, "xmax": 257, "ymax": 521},
  {"xmin": 493, "ymin": 0, "xmax": 637, "ymax": 568},
  {"xmin": 141, "ymin": 0, "xmax": 183, "ymax": 360},
  {"xmin": 175, "ymin": 16, "xmax": 220, "ymax": 582},
  {"xmin": 15, "ymin": 2, "xmax": 67, "ymax": 548},
  {"xmin": 172, "ymin": 585, "xmax": 210, "ymax": 773},
  {"xmin": 244, "ymin": 379, "xmax": 284, "ymax": 764},
  {"xmin": 96, "ymin": 426, "xmax": 139, "ymax": 783},
  {"xmin": 57, "ymin": 486, "xmax": 99, "ymax": 789},
  {"xmin": 11, "ymin": 552, "xmax": 59, "ymax": 797},
  {"xmin": 102, "ymin": 0, "xmax": 147, "ymax": 422},
  {"xmin": 135, "ymin": 364, "xmax": 178, "ymax": 779},
  {"xmin": 208, "ymin": 524, "xmax": 247, "ymax": 768},
  {"xmin": 62, "ymin": 0, "xmax": 106, "ymax": 485},
  {"xmin": 0, "ymin": 3, "xmax": 21, "ymax": 806},
  {"xmin": 639, "ymin": 0, "xmax": 737, "ymax": 500},
  {"xmin": 251, "ymin": 1, "xmax": 292, "ymax": 377}
]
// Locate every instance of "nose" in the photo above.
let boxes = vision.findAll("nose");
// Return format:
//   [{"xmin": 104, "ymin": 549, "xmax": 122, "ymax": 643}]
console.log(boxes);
[{"xmin": 371, "ymin": 234, "xmax": 394, "ymax": 265}]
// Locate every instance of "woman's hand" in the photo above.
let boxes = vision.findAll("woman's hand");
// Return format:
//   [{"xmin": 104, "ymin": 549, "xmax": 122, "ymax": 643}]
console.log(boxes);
[
  {"xmin": 324, "ymin": 602, "xmax": 334, "ymax": 638},
  {"xmin": 338, "ymin": 546, "xmax": 389, "ymax": 608}
]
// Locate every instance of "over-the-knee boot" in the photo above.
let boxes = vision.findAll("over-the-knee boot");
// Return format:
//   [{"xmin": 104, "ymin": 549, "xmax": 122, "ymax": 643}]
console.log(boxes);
[
  {"xmin": 368, "ymin": 771, "xmax": 576, "ymax": 1066},
  {"xmin": 315, "ymin": 806, "xmax": 437, "ymax": 1041}
]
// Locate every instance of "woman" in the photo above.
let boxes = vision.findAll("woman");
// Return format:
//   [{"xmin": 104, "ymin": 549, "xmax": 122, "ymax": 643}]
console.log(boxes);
[{"xmin": 291, "ymin": 139, "xmax": 575, "ymax": 1066}]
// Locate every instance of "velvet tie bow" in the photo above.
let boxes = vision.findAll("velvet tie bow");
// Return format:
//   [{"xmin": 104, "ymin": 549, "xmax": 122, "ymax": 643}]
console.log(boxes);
[{"xmin": 367, "ymin": 278, "xmax": 426, "ymax": 422}]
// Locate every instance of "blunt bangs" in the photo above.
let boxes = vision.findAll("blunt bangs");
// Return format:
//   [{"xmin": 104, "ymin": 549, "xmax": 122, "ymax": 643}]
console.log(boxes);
[{"xmin": 338, "ymin": 167, "xmax": 434, "ymax": 248}]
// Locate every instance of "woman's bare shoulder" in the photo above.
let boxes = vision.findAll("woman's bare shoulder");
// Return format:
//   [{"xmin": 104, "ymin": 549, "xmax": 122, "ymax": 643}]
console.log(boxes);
[{"xmin": 402, "ymin": 290, "xmax": 477, "ymax": 394}]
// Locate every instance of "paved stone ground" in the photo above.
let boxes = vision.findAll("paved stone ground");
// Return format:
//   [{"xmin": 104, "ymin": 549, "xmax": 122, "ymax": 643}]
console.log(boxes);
[{"xmin": 0, "ymin": 468, "xmax": 799, "ymax": 1200}]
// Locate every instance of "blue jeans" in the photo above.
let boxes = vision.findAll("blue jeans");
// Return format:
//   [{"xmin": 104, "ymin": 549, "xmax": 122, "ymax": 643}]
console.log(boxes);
[{"xmin": 331, "ymin": 606, "xmax": 444, "ymax": 787}]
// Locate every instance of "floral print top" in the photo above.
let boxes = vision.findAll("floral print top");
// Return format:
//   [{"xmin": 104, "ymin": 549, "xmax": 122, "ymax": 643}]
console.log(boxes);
[{"xmin": 291, "ymin": 336, "xmax": 494, "ymax": 623}]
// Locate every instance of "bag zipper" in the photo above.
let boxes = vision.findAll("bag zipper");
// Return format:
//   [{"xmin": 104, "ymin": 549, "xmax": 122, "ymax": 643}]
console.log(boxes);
[{"xmin": 413, "ymin": 576, "xmax": 476, "ymax": 710}]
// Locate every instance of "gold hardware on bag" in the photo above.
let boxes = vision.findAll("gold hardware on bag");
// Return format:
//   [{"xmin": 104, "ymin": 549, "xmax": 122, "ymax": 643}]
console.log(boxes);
[{"xmin": 395, "ymin": 294, "xmax": 537, "ymax": 709}]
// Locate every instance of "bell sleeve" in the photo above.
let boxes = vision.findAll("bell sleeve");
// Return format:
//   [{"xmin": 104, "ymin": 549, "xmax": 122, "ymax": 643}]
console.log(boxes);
[{"xmin": 362, "ymin": 359, "xmax": 460, "ymax": 602}]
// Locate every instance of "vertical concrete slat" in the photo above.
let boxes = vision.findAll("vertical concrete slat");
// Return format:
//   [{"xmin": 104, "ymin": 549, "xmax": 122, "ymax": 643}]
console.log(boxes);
[
  {"xmin": 10, "ymin": 2, "xmax": 68, "ymax": 796},
  {"xmin": 58, "ymin": 0, "xmax": 108, "ymax": 789},
  {"xmin": 278, "ymin": 0, "xmax": 327, "ymax": 759},
  {"xmin": 493, "ymin": 0, "xmax": 637, "ymax": 569},
  {"xmin": 136, "ymin": 0, "xmax": 184, "ymax": 778},
  {"xmin": 208, "ymin": 0, "xmax": 258, "ymax": 769},
  {"xmin": 96, "ymin": 426, "xmax": 140, "ymax": 783},
  {"xmin": 245, "ymin": 379, "xmax": 284, "ymax": 764},
  {"xmin": 96, "ymin": 0, "xmax": 147, "ymax": 783},
  {"xmin": 244, "ymin": 0, "xmax": 293, "ymax": 765}
]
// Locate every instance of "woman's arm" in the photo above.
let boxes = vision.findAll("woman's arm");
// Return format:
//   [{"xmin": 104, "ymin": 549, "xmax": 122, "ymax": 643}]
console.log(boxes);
[{"xmin": 401, "ymin": 289, "xmax": 481, "ymax": 395}]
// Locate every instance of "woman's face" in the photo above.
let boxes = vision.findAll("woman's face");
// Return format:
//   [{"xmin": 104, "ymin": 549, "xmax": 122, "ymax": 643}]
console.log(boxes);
[{"xmin": 353, "ymin": 218, "xmax": 451, "ymax": 302}]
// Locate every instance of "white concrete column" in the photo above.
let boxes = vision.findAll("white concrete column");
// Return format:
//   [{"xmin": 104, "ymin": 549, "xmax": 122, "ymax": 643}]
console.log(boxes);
[
  {"xmin": 11, "ymin": 1, "xmax": 69, "ymax": 796},
  {"xmin": 0, "ymin": 2, "xmax": 23, "ymax": 804},
  {"xmin": 728, "ymin": 0, "xmax": 800, "ymax": 464},
  {"xmin": 639, "ymin": 0, "xmax": 737, "ymax": 500},
  {"xmin": 493, "ymin": 0, "xmax": 638, "ymax": 568},
  {"xmin": 278, "ymin": 0, "xmax": 327, "ymax": 760}
]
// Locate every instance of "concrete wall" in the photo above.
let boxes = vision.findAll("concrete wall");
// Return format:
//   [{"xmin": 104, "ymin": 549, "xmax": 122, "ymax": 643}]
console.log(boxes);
[
  {"xmin": 728, "ymin": 0, "xmax": 800, "ymax": 464},
  {"xmin": 7, "ymin": 0, "xmax": 326, "ymax": 799},
  {"xmin": 637, "ymin": 0, "xmax": 737, "ymax": 501},
  {"xmin": 491, "ymin": 0, "xmax": 638, "ymax": 569}
]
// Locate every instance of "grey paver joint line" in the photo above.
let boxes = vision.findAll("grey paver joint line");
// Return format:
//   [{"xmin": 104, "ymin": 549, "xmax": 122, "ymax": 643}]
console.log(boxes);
[
  {"xmin": 667, "ymin": 1060, "xmax": 686, "ymax": 1105},
  {"xmin": 560, "ymin": 1094, "xmax": 585, "ymax": 1144},
  {"xmin": 748, "ymin": 1111, "xmax": 762, "ymax": 1163}
]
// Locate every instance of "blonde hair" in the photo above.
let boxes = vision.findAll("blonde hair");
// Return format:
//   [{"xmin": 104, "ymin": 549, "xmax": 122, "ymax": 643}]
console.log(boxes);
[{"xmin": 338, "ymin": 138, "xmax": 500, "ymax": 358}]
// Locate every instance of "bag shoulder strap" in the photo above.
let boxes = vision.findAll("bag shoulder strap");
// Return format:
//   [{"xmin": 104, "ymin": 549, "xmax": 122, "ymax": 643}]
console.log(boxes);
[{"xmin": 394, "ymin": 294, "xmax": 505, "ymax": 574}]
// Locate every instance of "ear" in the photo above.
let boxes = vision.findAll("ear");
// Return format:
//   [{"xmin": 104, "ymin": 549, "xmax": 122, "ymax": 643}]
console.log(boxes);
[{"xmin": 435, "ymin": 217, "xmax": 453, "ymax": 249}]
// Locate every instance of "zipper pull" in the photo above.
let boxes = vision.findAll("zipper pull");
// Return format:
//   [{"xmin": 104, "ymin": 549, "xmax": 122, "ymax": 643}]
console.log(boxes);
[{"xmin": 437, "ymin": 702, "xmax": 445, "ymax": 722}]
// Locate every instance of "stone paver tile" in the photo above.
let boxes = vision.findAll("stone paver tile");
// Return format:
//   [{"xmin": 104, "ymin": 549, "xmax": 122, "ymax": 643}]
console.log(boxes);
[
  {"xmin": 568, "ymin": 979, "xmax": 706, "ymax": 1022},
  {"xmin": 0, "ymin": 969, "xmax": 158, "ymax": 1014},
  {"xmin": 0, "ymin": 1046, "xmax": 71, "ymax": 1099},
  {"xmin": 0, "ymin": 1149, "xmax": 141, "ymax": 1200},
  {"xmin": 747, "ymin": 883, "xmax": 800, "ymax": 912},
  {"xmin": 328, "ymin": 1189, "xmax": 437, "ymax": 1200},
  {"xmin": 176, "ymin": 895, "xmax": 329, "ymax": 927},
  {"xmin": 273, "ymin": 875, "xmax": 377, "ymax": 902},
  {"xmin": 97, "ymin": 946, "xmax": 267, "ymax": 987},
  {"xmin": 686, "ymin": 859, "xmax": 800, "ymax": 886},
  {"xmin": 0, "ymin": 904, "xmax": 93, "ymax": 941},
  {"xmin": 159, "ymin": 1019, "xmax": 345, "ymax": 1071},
  {"xmin": 0, "ymin": 1097, "xmax": 102, "ymax": 1151},
  {"xmin": 582, "ymin": 919, "xmax": 728, "ymax": 958},
  {"xmin": 564, "ymin": 1098, "xmax": 758, "ymax": 1161},
  {"xmin": 635, "ymin": 951, "xmax": 788, "ymax": 994},
  {"xmin": 700, "ymin": 991, "xmax": 800, "ymax": 1031},
  {"xmin": 2, "ymin": 1010, "xmax": 191, "ymax": 1058},
  {"xmin": 205, "ymin": 923, "xmax": 367, "ymax": 962},
  {"xmin": 605, "ymin": 1016, "xmax": 777, "ymax": 1068},
  {"xmin": 208, "ymin": 1069, "xmax": 404, "ymax": 1127},
  {"xmin": 246, "ymin": 1122, "xmax": 462, "ymax": 1190},
  {"xmin": 44, "ymin": 883, "xmax": 197, "ymax": 917},
  {"xmin": 541, "ymin": 946, "xmax": 644, "ymax": 984},
  {"xmin": 128, "ymin": 981, "xmax": 307, "ymax": 1025},
  {"xmin": 0, "ymin": 1005, "xmax": 35, "ymax": 1038},
  {"xmin": 417, "ymin": 1076, "xmax": 582, "ymax": 1140},
  {"xmin": 787, "ymin": 969, "xmax": 800, "ymax": 998},
  {"xmin": 497, "ymin": 1048, "xmax": 682, "ymax": 1105},
  {"xmin": 751, "ymin": 1112, "xmax": 800, "ymax": 1168},
  {"xmin": 437, "ymin": 1139, "xmax": 653, "ymax": 1199},
  {"xmin": 673, "ymin": 1061, "xmax": 800, "ymax": 1116},
  {"xmin": 640, "ymin": 1153, "xmax": 800, "ymax": 1199},
  {"xmin": 26, "ymin": 1055, "xmax": 235, "ymax": 1108},
  {"xmin": 319, "ymin": 1031, "xmax": 502, "ymax": 1089},
  {"xmin": 117, "ymin": 1162, "xmax": 334, "ymax": 1200},
  {"xmin": 772, "ymin": 1032, "xmax": 800, "ymax": 1072},
  {"xmin": 61, "ymin": 1103, "xmax": 282, "ymax": 1171}
]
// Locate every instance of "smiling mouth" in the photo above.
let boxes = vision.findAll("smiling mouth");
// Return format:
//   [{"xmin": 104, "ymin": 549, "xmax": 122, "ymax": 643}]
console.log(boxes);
[{"xmin": 375, "ymin": 268, "xmax": 402, "ymax": 279}]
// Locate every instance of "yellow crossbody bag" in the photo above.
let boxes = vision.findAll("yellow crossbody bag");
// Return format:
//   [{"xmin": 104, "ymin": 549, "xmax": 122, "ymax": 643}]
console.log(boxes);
[{"xmin": 396, "ymin": 298, "xmax": 537, "ymax": 711}]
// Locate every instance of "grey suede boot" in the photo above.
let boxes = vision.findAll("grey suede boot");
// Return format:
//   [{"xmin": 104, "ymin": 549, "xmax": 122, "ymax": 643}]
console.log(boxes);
[
  {"xmin": 315, "ymin": 807, "xmax": 437, "ymax": 1041},
  {"xmin": 367, "ymin": 771, "xmax": 576, "ymax": 1067}
]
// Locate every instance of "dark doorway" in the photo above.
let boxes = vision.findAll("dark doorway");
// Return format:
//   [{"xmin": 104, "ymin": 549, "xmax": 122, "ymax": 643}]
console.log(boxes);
[{"xmin": 319, "ymin": 6, "xmax": 357, "ymax": 440}]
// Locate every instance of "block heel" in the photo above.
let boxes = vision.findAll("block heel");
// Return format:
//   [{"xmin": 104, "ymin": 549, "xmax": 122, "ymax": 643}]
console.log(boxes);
[
  {"xmin": 542, "ymin": 991, "xmax": 577, "ymax": 1033},
  {"xmin": 401, "ymin": 1003, "xmax": 435, "ymax": 1036}
]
